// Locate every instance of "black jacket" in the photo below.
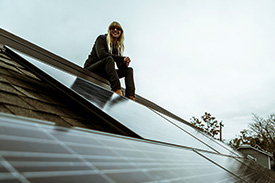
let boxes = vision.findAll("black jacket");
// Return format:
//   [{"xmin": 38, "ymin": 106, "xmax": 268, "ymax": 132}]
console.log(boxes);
[{"xmin": 84, "ymin": 34, "xmax": 125, "ymax": 69}]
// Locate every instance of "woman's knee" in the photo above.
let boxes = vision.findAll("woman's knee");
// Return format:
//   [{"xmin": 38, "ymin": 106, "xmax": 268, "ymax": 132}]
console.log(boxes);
[
  {"xmin": 124, "ymin": 67, "xmax": 134, "ymax": 77},
  {"xmin": 127, "ymin": 67, "xmax": 133, "ymax": 73}
]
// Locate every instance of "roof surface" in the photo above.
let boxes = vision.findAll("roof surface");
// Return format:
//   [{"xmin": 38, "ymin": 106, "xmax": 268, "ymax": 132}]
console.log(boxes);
[{"xmin": 0, "ymin": 51, "xmax": 129, "ymax": 136}]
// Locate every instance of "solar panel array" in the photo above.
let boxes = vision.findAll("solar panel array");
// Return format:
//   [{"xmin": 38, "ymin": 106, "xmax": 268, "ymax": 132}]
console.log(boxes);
[
  {"xmin": 23, "ymin": 56, "xmax": 238, "ymax": 155},
  {"xmin": 0, "ymin": 48, "xmax": 274, "ymax": 182},
  {"xmin": 1, "ymin": 113, "xmax": 270, "ymax": 183}
]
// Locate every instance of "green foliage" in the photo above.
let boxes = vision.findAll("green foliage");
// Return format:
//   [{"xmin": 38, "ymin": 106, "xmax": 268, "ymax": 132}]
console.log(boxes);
[{"xmin": 190, "ymin": 112, "xmax": 221, "ymax": 138}]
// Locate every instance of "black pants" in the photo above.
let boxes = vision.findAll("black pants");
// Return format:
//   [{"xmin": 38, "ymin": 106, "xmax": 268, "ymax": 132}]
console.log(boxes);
[{"xmin": 86, "ymin": 56, "xmax": 135, "ymax": 97}]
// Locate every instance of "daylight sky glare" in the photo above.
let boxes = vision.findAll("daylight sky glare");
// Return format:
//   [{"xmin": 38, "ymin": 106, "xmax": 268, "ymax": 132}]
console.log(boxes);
[{"xmin": 1, "ymin": 0, "xmax": 275, "ymax": 141}]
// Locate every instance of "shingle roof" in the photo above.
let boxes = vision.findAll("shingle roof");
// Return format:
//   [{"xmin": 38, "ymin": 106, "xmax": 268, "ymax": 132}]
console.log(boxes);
[{"xmin": 0, "ymin": 51, "xmax": 129, "ymax": 135}]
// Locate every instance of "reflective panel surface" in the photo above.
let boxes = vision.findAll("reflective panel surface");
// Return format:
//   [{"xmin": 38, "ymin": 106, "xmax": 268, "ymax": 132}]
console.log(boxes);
[
  {"xmin": 22, "ymin": 55, "xmax": 217, "ymax": 152},
  {"xmin": 0, "ymin": 113, "xmax": 249, "ymax": 183}
]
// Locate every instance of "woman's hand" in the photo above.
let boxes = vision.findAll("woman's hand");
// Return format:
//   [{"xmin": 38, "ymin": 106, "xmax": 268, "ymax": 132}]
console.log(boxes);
[{"xmin": 123, "ymin": 57, "xmax": 131, "ymax": 67}]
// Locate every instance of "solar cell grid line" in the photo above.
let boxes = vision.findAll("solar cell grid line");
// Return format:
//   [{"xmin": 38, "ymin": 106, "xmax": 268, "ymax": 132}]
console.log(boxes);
[
  {"xmin": 0, "ymin": 116, "xmax": 190, "ymax": 165},
  {"xmin": 0, "ymin": 150, "xmax": 98, "ymax": 180},
  {"xmin": 94, "ymin": 139, "xmax": 156, "ymax": 171},
  {"xmin": 2, "ymin": 118, "xmax": 129, "ymax": 182},
  {"xmin": 0, "ymin": 137, "xmax": 69, "ymax": 155},
  {"xmin": 0, "ymin": 172, "xmax": 16, "ymax": 181},
  {"xmin": 0, "ymin": 151, "xmax": 86, "ymax": 160},
  {"xmin": 80, "ymin": 131, "xmax": 202, "ymax": 171},
  {"xmin": 0, "ymin": 119, "xmax": 113, "ymax": 183},
  {"xmin": 0, "ymin": 114, "xmax": 127, "ymax": 152},
  {"xmin": 47, "ymin": 123, "xmax": 183, "ymax": 181},
  {"xmin": 34, "ymin": 123, "xmax": 117, "ymax": 183},
  {"xmin": 38, "ymin": 119, "xmax": 173, "ymax": 182},
  {"xmin": 23, "ymin": 170, "xmax": 100, "ymax": 178},
  {"xmin": 89, "ymin": 133, "xmax": 242, "ymax": 183},
  {"xmin": 0, "ymin": 163, "xmax": 7, "ymax": 173},
  {"xmin": 0, "ymin": 123, "xmax": 53, "ymax": 141},
  {"xmin": 133, "ymin": 171, "xmax": 241, "ymax": 183},
  {"xmin": 0, "ymin": 156, "xmax": 31, "ymax": 183},
  {"xmin": 8, "ymin": 161, "xmax": 89, "ymax": 168}
]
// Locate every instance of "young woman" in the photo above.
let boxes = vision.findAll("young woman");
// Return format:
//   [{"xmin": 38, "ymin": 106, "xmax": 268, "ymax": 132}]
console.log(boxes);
[{"xmin": 84, "ymin": 21, "xmax": 135, "ymax": 100}]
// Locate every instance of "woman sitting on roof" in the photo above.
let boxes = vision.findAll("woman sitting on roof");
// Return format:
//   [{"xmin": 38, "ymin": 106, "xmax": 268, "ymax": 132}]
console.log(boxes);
[{"xmin": 84, "ymin": 21, "xmax": 135, "ymax": 100}]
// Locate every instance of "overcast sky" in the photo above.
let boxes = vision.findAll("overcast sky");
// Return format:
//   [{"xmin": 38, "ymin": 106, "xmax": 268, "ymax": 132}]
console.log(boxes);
[{"xmin": 1, "ymin": 0, "xmax": 275, "ymax": 141}]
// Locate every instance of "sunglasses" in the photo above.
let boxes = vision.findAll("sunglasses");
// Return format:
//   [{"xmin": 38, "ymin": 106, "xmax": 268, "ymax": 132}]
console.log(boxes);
[{"xmin": 110, "ymin": 26, "xmax": 122, "ymax": 31}]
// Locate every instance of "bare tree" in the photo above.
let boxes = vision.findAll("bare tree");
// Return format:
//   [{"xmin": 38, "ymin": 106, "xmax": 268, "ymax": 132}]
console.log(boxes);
[
  {"xmin": 229, "ymin": 113, "xmax": 275, "ymax": 170},
  {"xmin": 249, "ymin": 114, "xmax": 275, "ymax": 155}
]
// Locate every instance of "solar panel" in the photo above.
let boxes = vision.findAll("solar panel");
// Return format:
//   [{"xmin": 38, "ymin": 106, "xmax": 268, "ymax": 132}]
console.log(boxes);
[
  {"xmin": 17, "ymin": 54, "xmax": 219, "ymax": 153},
  {"xmin": 1, "ymin": 113, "xmax": 250, "ymax": 183}
]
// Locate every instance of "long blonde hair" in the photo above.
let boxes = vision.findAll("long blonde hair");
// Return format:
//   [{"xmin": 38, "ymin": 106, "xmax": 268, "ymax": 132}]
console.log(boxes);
[{"xmin": 106, "ymin": 21, "xmax": 125, "ymax": 56}]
